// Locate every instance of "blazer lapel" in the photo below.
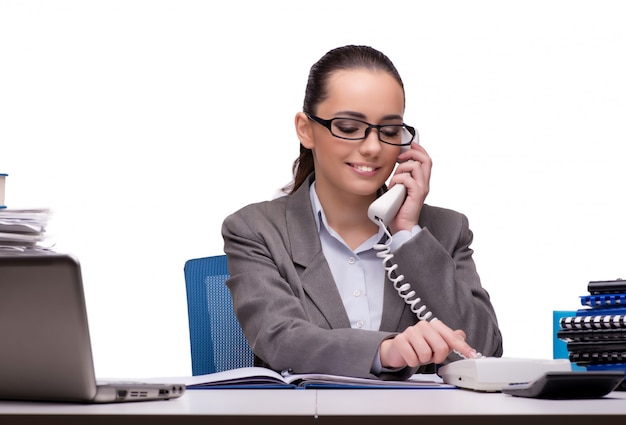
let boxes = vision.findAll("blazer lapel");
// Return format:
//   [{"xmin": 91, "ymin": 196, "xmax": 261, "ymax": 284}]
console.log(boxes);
[
  {"xmin": 379, "ymin": 274, "xmax": 409, "ymax": 331},
  {"xmin": 285, "ymin": 175, "xmax": 351, "ymax": 329}
]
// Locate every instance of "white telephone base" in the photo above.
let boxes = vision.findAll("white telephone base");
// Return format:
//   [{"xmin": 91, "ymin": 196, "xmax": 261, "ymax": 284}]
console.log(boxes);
[{"xmin": 437, "ymin": 357, "xmax": 572, "ymax": 392}]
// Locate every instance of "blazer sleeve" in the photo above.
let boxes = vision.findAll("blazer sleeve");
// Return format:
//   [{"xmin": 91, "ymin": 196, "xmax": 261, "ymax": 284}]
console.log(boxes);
[{"xmin": 394, "ymin": 205, "xmax": 503, "ymax": 360}]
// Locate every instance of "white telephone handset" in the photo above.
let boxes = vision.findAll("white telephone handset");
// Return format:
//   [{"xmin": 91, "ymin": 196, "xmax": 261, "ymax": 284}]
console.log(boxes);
[
  {"xmin": 367, "ymin": 123, "xmax": 419, "ymax": 225},
  {"xmin": 367, "ymin": 143, "xmax": 411, "ymax": 225}
]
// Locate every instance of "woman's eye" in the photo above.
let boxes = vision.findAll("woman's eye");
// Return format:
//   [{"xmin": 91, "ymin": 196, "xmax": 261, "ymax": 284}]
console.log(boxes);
[
  {"xmin": 381, "ymin": 127, "xmax": 401, "ymax": 138},
  {"xmin": 333, "ymin": 120, "xmax": 363, "ymax": 135},
  {"xmin": 336, "ymin": 125, "xmax": 359, "ymax": 134}
]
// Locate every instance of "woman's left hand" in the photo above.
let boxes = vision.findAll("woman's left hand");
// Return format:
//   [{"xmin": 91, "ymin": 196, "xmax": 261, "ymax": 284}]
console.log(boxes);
[{"xmin": 388, "ymin": 142, "xmax": 432, "ymax": 233}]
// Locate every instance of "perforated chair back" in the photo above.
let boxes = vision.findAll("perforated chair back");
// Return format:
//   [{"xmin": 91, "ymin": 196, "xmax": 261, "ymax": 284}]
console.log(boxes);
[{"xmin": 184, "ymin": 255, "xmax": 254, "ymax": 375}]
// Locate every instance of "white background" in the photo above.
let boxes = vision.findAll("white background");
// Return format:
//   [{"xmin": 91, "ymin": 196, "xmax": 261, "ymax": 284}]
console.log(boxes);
[{"xmin": 1, "ymin": 0, "xmax": 625, "ymax": 379}]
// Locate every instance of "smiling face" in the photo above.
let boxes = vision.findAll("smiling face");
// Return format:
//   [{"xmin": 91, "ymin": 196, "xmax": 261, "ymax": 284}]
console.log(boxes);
[{"xmin": 300, "ymin": 68, "xmax": 405, "ymax": 203}]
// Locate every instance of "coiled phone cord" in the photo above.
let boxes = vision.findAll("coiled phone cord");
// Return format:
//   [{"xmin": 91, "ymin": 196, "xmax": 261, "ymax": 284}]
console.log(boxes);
[
  {"xmin": 372, "ymin": 218, "xmax": 483, "ymax": 359},
  {"xmin": 372, "ymin": 218, "xmax": 435, "ymax": 322}
]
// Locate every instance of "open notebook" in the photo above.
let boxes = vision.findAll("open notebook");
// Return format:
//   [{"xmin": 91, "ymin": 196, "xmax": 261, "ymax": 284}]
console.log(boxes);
[{"xmin": 0, "ymin": 253, "xmax": 185, "ymax": 403}]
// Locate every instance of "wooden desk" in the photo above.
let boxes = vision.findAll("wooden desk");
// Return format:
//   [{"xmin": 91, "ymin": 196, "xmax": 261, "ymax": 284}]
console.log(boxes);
[{"xmin": 1, "ymin": 388, "xmax": 626, "ymax": 424}]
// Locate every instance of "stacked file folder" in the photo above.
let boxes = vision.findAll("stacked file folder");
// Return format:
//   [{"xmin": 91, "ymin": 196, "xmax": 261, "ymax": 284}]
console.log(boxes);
[
  {"xmin": 557, "ymin": 279, "xmax": 626, "ymax": 388},
  {"xmin": 0, "ymin": 208, "xmax": 53, "ymax": 253}
]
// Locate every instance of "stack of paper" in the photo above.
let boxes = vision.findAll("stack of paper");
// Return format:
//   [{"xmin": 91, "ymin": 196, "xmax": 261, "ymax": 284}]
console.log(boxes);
[{"xmin": 0, "ymin": 208, "xmax": 53, "ymax": 253}]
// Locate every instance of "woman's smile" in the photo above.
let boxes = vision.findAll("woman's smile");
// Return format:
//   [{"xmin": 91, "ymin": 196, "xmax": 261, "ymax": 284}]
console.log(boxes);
[{"xmin": 348, "ymin": 162, "xmax": 380, "ymax": 176}]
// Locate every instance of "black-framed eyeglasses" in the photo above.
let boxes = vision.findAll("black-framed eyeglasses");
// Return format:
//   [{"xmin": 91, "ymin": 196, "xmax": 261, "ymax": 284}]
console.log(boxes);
[{"xmin": 307, "ymin": 114, "xmax": 417, "ymax": 146}]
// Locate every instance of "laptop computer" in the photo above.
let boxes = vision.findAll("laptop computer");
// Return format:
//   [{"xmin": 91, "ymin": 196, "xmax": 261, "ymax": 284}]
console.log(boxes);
[{"xmin": 0, "ymin": 252, "xmax": 186, "ymax": 403}]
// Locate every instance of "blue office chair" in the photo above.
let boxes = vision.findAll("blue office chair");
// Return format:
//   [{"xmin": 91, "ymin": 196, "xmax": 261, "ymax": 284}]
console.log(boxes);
[{"xmin": 184, "ymin": 254, "xmax": 254, "ymax": 375}]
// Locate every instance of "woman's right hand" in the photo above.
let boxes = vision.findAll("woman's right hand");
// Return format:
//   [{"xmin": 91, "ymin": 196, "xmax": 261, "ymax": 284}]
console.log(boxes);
[
  {"xmin": 379, "ymin": 319, "xmax": 478, "ymax": 368},
  {"xmin": 388, "ymin": 142, "xmax": 432, "ymax": 234}
]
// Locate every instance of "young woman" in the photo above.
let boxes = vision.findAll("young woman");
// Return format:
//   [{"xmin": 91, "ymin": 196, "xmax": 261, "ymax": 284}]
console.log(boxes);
[{"xmin": 222, "ymin": 45, "xmax": 502, "ymax": 380}]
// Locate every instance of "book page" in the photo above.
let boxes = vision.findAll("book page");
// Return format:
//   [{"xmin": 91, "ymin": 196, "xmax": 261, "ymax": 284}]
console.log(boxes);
[
  {"xmin": 138, "ymin": 367, "xmax": 293, "ymax": 388},
  {"xmin": 139, "ymin": 367, "xmax": 455, "ymax": 389},
  {"xmin": 284, "ymin": 372, "xmax": 454, "ymax": 389}
]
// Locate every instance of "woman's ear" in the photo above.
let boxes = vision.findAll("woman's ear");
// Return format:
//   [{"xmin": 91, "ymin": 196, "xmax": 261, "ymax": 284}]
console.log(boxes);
[{"xmin": 295, "ymin": 112, "xmax": 315, "ymax": 149}]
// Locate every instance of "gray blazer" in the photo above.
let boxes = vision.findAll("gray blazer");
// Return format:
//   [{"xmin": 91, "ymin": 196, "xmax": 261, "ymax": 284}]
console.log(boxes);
[{"xmin": 222, "ymin": 174, "xmax": 503, "ymax": 380}]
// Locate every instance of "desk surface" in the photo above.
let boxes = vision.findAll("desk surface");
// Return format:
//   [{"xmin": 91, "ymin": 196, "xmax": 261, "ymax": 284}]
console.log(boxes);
[{"xmin": 2, "ymin": 388, "xmax": 626, "ymax": 424}]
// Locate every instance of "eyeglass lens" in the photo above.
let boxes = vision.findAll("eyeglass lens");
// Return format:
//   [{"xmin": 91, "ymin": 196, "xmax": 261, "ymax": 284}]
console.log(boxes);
[{"xmin": 331, "ymin": 118, "xmax": 413, "ymax": 145}]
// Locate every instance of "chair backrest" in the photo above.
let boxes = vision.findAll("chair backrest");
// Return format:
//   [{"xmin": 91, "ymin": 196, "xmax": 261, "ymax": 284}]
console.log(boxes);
[{"xmin": 184, "ymin": 255, "xmax": 254, "ymax": 375}]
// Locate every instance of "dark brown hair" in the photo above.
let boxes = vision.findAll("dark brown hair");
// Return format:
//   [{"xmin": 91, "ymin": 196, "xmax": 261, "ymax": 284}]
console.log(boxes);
[{"xmin": 284, "ymin": 45, "xmax": 405, "ymax": 194}]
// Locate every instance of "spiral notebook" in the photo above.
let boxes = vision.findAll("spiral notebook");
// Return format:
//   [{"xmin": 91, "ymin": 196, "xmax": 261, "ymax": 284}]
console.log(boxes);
[
  {"xmin": 560, "ymin": 314, "xmax": 626, "ymax": 329},
  {"xmin": 580, "ymin": 294, "xmax": 626, "ymax": 308},
  {"xmin": 0, "ymin": 253, "xmax": 186, "ymax": 403},
  {"xmin": 557, "ymin": 328, "xmax": 626, "ymax": 342}
]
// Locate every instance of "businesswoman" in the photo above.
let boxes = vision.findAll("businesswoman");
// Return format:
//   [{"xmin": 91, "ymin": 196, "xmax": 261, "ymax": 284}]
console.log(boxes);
[{"xmin": 222, "ymin": 45, "xmax": 503, "ymax": 380}]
